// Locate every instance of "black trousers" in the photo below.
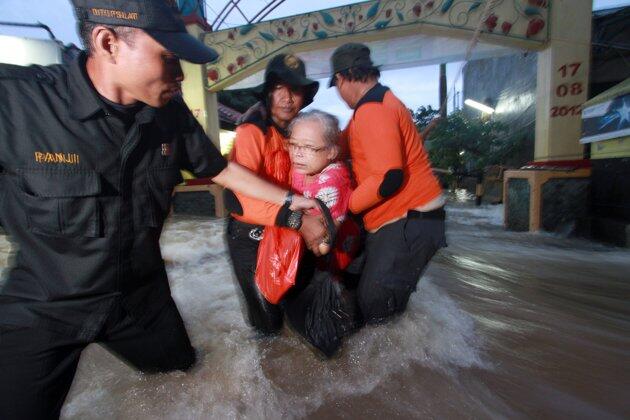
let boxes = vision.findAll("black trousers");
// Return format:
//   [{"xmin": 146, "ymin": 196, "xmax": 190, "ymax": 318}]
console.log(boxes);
[
  {"xmin": 0, "ymin": 299, "xmax": 196, "ymax": 420},
  {"xmin": 358, "ymin": 208, "xmax": 447, "ymax": 324},
  {"xmin": 226, "ymin": 218, "xmax": 285, "ymax": 334}
]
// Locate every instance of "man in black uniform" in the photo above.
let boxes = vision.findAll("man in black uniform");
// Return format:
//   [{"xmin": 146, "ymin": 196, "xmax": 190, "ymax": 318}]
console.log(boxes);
[{"xmin": 0, "ymin": 1, "xmax": 320, "ymax": 418}]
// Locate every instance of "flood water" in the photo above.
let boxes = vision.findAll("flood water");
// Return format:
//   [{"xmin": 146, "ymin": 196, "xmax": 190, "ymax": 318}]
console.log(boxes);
[{"xmin": 1, "ymin": 200, "xmax": 629, "ymax": 419}]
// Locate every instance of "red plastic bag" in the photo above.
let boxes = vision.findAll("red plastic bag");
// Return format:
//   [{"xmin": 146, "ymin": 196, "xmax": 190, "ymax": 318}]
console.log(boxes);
[{"xmin": 255, "ymin": 226, "xmax": 304, "ymax": 304}]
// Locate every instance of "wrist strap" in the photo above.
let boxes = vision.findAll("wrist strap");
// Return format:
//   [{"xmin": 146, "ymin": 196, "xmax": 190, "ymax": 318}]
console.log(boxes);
[
  {"xmin": 274, "ymin": 202, "xmax": 294, "ymax": 228},
  {"xmin": 315, "ymin": 198, "xmax": 337, "ymax": 246}
]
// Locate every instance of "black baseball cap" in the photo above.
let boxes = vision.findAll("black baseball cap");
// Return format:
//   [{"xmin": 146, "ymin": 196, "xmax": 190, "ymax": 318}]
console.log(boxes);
[
  {"xmin": 71, "ymin": 0, "xmax": 219, "ymax": 64},
  {"xmin": 328, "ymin": 43, "xmax": 375, "ymax": 87}
]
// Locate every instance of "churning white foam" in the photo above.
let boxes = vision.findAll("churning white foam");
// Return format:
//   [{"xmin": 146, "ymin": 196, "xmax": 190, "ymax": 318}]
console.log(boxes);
[
  {"xmin": 448, "ymin": 204, "xmax": 504, "ymax": 227},
  {"xmin": 58, "ymin": 216, "xmax": 486, "ymax": 419}
]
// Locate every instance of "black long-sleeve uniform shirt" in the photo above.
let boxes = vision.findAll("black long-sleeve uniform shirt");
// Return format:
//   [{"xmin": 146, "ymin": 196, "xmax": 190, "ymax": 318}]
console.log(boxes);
[{"xmin": 0, "ymin": 53, "xmax": 227, "ymax": 339}]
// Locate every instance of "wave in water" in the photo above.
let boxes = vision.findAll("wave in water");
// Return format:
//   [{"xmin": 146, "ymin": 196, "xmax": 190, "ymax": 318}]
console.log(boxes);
[{"xmin": 62, "ymin": 217, "xmax": 486, "ymax": 419}]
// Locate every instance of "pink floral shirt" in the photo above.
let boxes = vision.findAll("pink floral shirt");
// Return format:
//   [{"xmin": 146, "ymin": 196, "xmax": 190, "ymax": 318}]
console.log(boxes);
[{"xmin": 291, "ymin": 162, "xmax": 353, "ymax": 222}]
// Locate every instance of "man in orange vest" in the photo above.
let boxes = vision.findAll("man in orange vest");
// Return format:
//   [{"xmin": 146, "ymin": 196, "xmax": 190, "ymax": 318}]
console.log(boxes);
[{"xmin": 329, "ymin": 43, "xmax": 447, "ymax": 324}]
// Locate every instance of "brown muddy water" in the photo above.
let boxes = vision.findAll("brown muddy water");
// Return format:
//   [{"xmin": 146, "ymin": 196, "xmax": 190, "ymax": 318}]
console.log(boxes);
[{"xmin": 1, "ymin": 202, "xmax": 628, "ymax": 419}]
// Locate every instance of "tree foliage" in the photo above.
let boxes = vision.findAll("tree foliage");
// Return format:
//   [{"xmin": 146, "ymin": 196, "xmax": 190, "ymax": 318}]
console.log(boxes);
[
  {"xmin": 411, "ymin": 105, "xmax": 440, "ymax": 132},
  {"xmin": 411, "ymin": 107, "xmax": 518, "ymax": 174}
]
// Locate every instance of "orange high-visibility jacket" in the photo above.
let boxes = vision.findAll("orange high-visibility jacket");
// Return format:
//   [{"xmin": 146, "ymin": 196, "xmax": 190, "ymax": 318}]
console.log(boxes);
[
  {"xmin": 345, "ymin": 84, "xmax": 442, "ymax": 231},
  {"xmin": 228, "ymin": 103, "xmax": 290, "ymax": 226}
]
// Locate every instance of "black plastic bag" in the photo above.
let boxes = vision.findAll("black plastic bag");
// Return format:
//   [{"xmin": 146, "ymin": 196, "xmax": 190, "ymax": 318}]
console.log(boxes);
[
  {"xmin": 285, "ymin": 270, "xmax": 361, "ymax": 357},
  {"xmin": 284, "ymin": 199, "xmax": 362, "ymax": 357}
]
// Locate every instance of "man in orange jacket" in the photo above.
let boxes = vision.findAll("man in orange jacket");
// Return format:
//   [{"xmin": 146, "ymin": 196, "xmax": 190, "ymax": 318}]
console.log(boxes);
[{"xmin": 329, "ymin": 43, "xmax": 447, "ymax": 324}]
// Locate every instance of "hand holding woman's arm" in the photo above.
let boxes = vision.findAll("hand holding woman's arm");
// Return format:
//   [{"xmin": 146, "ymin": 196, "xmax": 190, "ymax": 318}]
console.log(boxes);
[{"xmin": 211, "ymin": 162, "xmax": 316, "ymax": 210}]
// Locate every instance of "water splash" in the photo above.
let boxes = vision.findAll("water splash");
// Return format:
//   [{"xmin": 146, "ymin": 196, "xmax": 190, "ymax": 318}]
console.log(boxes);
[
  {"xmin": 61, "ymin": 217, "xmax": 486, "ymax": 419},
  {"xmin": 1, "ymin": 203, "xmax": 622, "ymax": 418}
]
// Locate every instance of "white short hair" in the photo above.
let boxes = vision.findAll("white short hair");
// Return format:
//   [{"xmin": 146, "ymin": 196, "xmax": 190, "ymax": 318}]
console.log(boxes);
[{"xmin": 288, "ymin": 109, "xmax": 340, "ymax": 146}]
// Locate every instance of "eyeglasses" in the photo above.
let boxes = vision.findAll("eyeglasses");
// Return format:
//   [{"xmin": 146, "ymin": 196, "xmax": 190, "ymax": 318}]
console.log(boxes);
[{"xmin": 287, "ymin": 141, "xmax": 329, "ymax": 156}]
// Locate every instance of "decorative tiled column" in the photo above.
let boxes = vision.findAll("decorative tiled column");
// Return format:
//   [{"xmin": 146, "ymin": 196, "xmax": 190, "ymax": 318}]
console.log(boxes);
[{"xmin": 534, "ymin": 0, "xmax": 592, "ymax": 162}]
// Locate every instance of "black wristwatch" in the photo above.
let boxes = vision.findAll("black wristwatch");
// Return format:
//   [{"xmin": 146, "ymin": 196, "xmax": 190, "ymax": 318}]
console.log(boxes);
[{"xmin": 286, "ymin": 210, "xmax": 303, "ymax": 230}]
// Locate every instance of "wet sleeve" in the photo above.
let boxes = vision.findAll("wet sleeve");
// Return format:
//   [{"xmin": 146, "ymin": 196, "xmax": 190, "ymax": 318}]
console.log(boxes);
[
  {"xmin": 349, "ymin": 104, "xmax": 404, "ymax": 214},
  {"xmin": 229, "ymin": 124, "xmax": 282, "ymax": 226},
  {"xmin": 178, "ymin": 104, "xmax": 228, "ymax": 178}
]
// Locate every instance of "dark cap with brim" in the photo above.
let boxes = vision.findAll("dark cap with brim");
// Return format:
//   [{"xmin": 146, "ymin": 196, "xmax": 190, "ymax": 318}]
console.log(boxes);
[
  {"xmin": 71, "ymin": 0, "xmax": 219, "ymax": 64},
  {"xmin": 147, "ymin": 29, "xmax": 218, "ymax": 64},
  {"xmin": 328, "ymin": 42, "xmax": 374, "ymax": 87},
  {"xmin": 254, "ymin": 53, "xmax": 319, "ymax": 108}
]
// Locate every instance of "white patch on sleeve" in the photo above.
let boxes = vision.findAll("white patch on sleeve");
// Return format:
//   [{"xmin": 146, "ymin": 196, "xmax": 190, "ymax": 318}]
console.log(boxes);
[
  {"xmin": 315, "ymin": 186, "xmax": 339, "ymax": 210},
  {"xmin": 317, "ymin": 174, "xmax": 330, "ymax": 184}
]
